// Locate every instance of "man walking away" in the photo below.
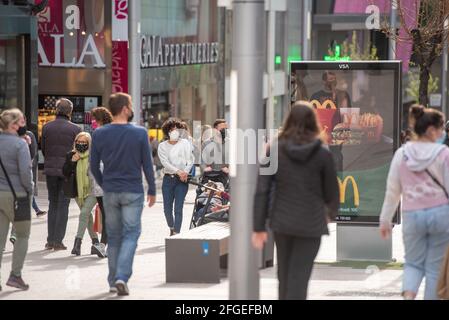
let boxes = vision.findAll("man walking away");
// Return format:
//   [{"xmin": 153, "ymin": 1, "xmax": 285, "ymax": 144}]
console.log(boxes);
[
  {"xmin": 41, "ymin": 98, "xmax": 81, "ymax": 250},
  {"xmin": 90, "ymin": 92, "xmax": 156, "ymax": 296}
]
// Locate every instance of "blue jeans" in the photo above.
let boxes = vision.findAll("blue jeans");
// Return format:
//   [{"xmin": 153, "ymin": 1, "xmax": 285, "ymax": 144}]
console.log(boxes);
[
  {"xmin": 103, "ymin": 192, "xmax": 144, "ymax": 286},
  {"xmin": 162, "ymin": 175, "xmax": 188, "ymax": 233},
  {"xmin": 32, "ymin": 196, "xmax": 41, "ymax": 213},
  {"xmin": 402, "ymin": 204, "xmax": 449, "ymax": 300}
]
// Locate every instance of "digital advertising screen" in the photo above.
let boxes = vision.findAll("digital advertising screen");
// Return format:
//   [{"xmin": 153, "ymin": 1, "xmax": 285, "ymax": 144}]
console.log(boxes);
[{"xmin": 290, "ymin": 61, "xmax": 402, "ymax": 224}]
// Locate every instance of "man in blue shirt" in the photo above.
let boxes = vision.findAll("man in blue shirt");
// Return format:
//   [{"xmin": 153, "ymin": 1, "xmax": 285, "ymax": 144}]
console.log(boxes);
[{"xmin": 90, "ymin": 92, "xmax": 156, "ymax": 296}]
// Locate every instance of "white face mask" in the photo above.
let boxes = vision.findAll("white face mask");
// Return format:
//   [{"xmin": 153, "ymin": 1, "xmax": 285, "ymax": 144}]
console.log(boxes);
[{"xmin": 169, "ymin": 130, "xmax": 180, "ymax": 141}]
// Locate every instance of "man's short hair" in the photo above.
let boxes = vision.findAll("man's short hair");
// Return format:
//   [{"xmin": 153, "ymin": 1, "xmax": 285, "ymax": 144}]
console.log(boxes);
[
  {"xmin": 213, "ymin": 119, "xmax": 226, "ymax": 129},
  {"xmin": 322, "ymin": 71, "xmax": 336, "ymax": 81},
  {"xmin": 55, "ymin": 98, "xmax": 73, "ymax": 117},
  {"xmin": 108, "ymin": 92, "xmax": 132, "ymax": 116}
]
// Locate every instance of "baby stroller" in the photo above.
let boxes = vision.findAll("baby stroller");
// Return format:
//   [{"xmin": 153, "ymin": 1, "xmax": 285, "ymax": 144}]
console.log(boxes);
[{"xmin": 188, "ymin": 171, "xmax": 230, "ymax": 229}]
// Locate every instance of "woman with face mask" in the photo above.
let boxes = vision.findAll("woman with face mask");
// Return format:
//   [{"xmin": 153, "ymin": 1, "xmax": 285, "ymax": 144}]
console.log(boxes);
[
  {"xmin": 0, "ymin": 108, "xmax": 33, "ymax": 290},
  {"xmin": 62, "ymin": 132, "xmax": 106, "ymax": 258},
  {"xmin": 158, "ymin": 118, "xmax": 194, "ymax": 236},
  {"xmin": 380, "ymin": 105, "xmax": 449, "ymax": 300}
]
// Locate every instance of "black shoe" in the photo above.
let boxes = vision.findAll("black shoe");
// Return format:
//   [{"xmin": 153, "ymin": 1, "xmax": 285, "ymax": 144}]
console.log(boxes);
[
  {"xmin": 9, "ymin": 235, "xmax": 16, "ymax": 245},
  {"xmin": 36, "ymin": 210, "xmax": 47, "ymax": 217},
  {"xmin": 170, "ymin": 228, "xmax": 175, "ymax": 236},
  {"xmin": 91, "ymin": 238, "xmax": 99, "ymax": 255},
  {"xmin": 53, "ymin": 243, "xmax": 67, "ymax": 251},
  {"xmin": 6, "ymin": 275, "xmax": 29, "ymax": 291},
  {"xmin": 71, "ymin": 238, "xmax": 82, "ymax": 256},
  {"xmin": 114, "ymin": 280, "xmax": 129, "ymax": 296},
  {"xmin": 44, "ymin": 242, "xmax": 54, "ymax": 250}
]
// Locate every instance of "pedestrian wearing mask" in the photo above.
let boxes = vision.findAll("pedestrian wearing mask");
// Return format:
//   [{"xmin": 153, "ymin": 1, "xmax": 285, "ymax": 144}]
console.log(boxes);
[
  {"xmin": 91, "ymin": 107, "xmax": 113, "ymax": 248},
  {"xmin": 63, "ymin": 132, "xmax": 106, "ymax": 258},
  {"xmin": 0, "ymin": 108, "xmax": 33, "ymax": 290},
  {"xmin": 9, "ymin": 117, "xmax": 45, "ymax": 245},
  {"xmin": 380, "ymin": 104, "xmax": 449, "ymax": 300},
  {"xmin": 202, "ymin": 119, "xmax": 229, "ymax": 174},
  {"xmin": 158, "ymin": 118, "xmax": 194, "ymax": 236}
]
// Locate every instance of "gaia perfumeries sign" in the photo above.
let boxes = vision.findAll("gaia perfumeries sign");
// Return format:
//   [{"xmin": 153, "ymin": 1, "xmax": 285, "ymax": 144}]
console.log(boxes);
[{"xmin": 140, "ymin": 35, "xmax": 219, "ymax": 68}]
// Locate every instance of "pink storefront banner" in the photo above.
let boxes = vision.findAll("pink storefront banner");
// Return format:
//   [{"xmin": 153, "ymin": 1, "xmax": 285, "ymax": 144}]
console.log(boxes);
[
  {"xmin": 112, "ymin": 41, "xmax": 128, "ymax": 93},
  {"xmin": 112, "ymin": 0, "xmax": 128, "ymax": 93},
  {"xmin": 334, "ymin": 0, "xmax": 419, "ymax": 72}
]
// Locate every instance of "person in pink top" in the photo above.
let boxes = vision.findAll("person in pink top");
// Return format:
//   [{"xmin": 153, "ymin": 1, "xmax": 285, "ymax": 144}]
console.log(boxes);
[{"xmin": 380, "ymin": 104, "xmax": 449, "ymax": 300}]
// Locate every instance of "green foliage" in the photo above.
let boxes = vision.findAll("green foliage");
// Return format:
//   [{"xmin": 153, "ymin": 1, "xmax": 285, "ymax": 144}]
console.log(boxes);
[
  {"xmin": 405, "ymin": 69, "xmax": 440, "ymax": 102},
  {"xmin": 328, "ymin": 31, "xmax": 379, "ymax": 61}
]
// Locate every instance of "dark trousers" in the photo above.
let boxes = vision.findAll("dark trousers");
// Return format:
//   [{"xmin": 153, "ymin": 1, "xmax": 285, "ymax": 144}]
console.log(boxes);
[
  {"xmin": 162, "ymin": 175, "xmax": 188, "ymax": 233},
  {"xmin": 274, "ymin": 232, "xmax": 321, "ymax": 300},
  {"xmin": 96, "ymin": 196, "xmax": 108, "ymax": 245},
  {"xmin": 46, "ymin": 175, "xmax": 71, "ymax": 244}
]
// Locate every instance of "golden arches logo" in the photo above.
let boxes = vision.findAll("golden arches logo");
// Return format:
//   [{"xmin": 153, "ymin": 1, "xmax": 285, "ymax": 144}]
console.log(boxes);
[
  {"xmin": 310, "ymin": 99, "xmax": 337, "ymax": 110},
  {"xmin": 337, "ymin": 176, "xmax": 360, "ymax": 207}
]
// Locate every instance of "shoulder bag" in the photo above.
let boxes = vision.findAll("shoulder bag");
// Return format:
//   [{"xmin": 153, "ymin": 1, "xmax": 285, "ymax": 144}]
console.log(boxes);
[{"xmin": 0, "ymin": 156, "xmax": 31, "ymax": 222}]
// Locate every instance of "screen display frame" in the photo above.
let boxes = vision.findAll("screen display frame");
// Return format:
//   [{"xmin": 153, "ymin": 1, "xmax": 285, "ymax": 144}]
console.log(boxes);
[{"xmin": 289, "ymin": 61, "xmax": 402, "ymax": 225}]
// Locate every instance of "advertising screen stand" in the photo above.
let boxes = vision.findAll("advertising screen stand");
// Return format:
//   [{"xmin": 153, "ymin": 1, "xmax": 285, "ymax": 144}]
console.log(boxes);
[
  {"xmin": 290, "ymin": 61, "xmax": 401, "ymax": 263},
  {"xmin": 337, "ymin": 224, "xmax": 392, "ymax": 262}
]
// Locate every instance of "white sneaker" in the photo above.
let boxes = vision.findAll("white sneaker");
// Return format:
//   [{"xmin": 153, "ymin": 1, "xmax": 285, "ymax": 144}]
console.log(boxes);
[
  {"xmin": 114, "ymin": 280, "xmax": 129, "ymax": 296},
  {"xmin": 91, "ymin": 243, "xmax": 106, "ymax": 258},
  {"xmin": 109, "ymin": 286, "xmax": 118, "ymax": 293}
]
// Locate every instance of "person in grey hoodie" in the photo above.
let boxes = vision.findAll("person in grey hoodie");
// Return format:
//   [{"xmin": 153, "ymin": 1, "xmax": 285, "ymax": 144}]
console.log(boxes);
[
  {"xmin": 0, "ymin": 108, "xmax": 33, "ymax": 291},
  {"xmin": 380, "ymin": 104, "xmax": 449, "ymax": 300},
  {"xmin": 252, "ymin": 101, "xmax": 340, "ymax": 300}
]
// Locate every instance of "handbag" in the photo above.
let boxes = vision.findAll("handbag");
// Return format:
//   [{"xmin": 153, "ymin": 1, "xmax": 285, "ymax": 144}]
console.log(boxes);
[
  {"xmin": 93, "ymin": 203, "xmax": 102, "ymax": 233},
  {"xmin": 62, "ymin": 152, "xmax": 78, "ymax": 198},
  {"xmin": 0, "ymin": 156, "xmax": 31, "ymax": 222}
]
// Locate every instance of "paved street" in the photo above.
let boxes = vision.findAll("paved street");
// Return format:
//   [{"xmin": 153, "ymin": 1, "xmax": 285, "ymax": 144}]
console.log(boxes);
[{"xmin": 0, "ymin": 181, "xmax": 424, "ymax": 300}]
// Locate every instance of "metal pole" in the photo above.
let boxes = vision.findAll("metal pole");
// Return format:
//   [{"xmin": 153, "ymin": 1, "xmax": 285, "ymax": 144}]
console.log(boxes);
[
  {"xmin": 442, "ymin": 18, "xmax": 448, "ymax": 115},
  {"xmin": 389, "ymin": 0, "xmax": 397, "ymax": 60},
  {"xmin": 302, "ymin": 0, "xmax": 312, "ymax": 60},
  {"xmin": 128, "ymin": 0, "xmax": 141, "ymax": 124},
  {"xmin": 229, "ymin": 0, "xmax": 265, "ymax": 300},
  {"xmin": 267, "ymin": 5, "xmax": 275, "ymax": 130}
]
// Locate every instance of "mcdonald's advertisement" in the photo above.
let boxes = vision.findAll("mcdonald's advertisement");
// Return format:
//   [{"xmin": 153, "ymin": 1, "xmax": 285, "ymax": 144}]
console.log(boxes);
[{"xmin": 291, "ymin": 62, "xmax": 401, "ymax": 223}]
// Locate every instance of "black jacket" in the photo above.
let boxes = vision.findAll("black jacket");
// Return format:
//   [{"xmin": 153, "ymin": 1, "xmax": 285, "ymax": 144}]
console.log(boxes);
[
  {"xmin": 62, "ymin": 151, "xmax": 78, "ymax": 198},
  {"xmin": 253, "ymin": 139, "xmax": 339, "ymax": 237},
  {"xmin": 42, "ymin": 116, "xmax": 81, "ymax": 177}
]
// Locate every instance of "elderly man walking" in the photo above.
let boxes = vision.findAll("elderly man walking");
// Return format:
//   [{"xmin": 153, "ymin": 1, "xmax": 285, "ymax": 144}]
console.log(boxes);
[{"xmin": 41, "ymin": 98, "xmax": 81, "ymax": 250}]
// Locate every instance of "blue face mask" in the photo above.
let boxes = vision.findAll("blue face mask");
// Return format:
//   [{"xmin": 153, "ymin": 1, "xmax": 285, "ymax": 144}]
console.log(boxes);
[{"xmin": 436, "ymin": 131, "xmax": 447, "ymax": 144}]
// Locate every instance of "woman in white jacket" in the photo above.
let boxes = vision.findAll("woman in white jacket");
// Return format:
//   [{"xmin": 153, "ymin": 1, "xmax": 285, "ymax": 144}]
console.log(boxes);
[{"xmin": 158, "ymin": 118, "xmax": 194, "ymax": 236}]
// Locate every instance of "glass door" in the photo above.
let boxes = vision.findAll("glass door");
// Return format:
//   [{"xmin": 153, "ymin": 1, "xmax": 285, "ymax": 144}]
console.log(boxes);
[{"xmin": 0, "ymin": 35, "xmax": 26, "ymax": 112}]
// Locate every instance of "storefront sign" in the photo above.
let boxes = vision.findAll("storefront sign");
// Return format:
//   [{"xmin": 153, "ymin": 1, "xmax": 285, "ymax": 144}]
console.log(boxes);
[
  {"xmin": 37, "ymin": 0, "xmax": 106, "ymax": 68},
  {"xmin": 140, "ymin": 35, "xmax": 220, "ymax": 68},
  {"xmin": 112, "ymin": 0, "xmax": 128, "ymax": 92}
]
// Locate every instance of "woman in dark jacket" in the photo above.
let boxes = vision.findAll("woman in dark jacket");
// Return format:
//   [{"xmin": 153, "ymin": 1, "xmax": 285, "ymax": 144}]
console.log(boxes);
[{"xmin": 252, "ymin": 101, "xmax": 340, "ymax": 300}]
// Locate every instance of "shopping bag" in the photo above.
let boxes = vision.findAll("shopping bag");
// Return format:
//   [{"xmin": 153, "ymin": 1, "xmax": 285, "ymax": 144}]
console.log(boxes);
[{"xmin": 93, "ymin": 204, "xmax": 103, "ymax": 234}]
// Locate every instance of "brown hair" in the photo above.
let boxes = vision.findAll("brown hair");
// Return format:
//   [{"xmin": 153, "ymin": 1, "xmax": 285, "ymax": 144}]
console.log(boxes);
[
  {"xmin": 409, "ymin": 104, "xmax": 444, "ymax": 136},
  {"xmin": 213, "ymin": 119, "xmax": 226, "ymax": 129},
  {"xmin": 91, "ymin": 107, "xmax": 113, "ymax": 125},
  {"xmin": 161, "ymin": 118, "xmax": 183, "ymax": 138},
  {"xmin": 108, "ymin": 93, "xmax": 131, "ymax": 116},
  {"xmin": 280, "ymin": 101, "xmax": 321, "ymax": 144}
]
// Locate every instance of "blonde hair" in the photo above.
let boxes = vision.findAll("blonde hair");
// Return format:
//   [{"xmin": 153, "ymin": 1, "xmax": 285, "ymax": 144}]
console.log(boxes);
[
  {"xmin": 0, "ymin": 108, "xmax": 23, "ymax": 132},
  {"xmin": 73, "ymin": 132, "xmax": 92, "ymax": 152}
]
